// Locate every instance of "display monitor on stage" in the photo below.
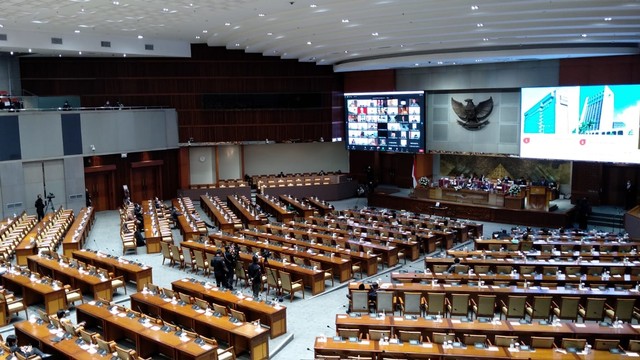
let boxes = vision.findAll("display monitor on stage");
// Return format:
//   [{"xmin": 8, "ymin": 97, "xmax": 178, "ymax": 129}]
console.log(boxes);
[
  {"xmin": 345, "ymin": 91, "xmax": 425, "ymax": 153},
  {"xmin": 520, "ymin": 84, "xmax": 640, "ymax": 163}
]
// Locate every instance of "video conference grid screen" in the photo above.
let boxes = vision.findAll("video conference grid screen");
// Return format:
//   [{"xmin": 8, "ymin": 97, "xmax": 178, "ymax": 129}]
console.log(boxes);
[
  {"xmin": 520, "ymin": 84, "xmax": 640, "ymax": 163},
  {"xmin": 345, "ymin": 91, "xmax": 425, "ymax": 153}
]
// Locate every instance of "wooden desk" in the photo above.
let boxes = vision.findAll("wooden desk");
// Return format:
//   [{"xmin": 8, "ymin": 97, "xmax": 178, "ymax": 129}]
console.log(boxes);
[
  {"xmin": 184, "ymin": 240, "xmax": 327, "ymax": 295},
  {"xmin": 170, "ymin": 278, "xmax": 287, "ymax": 338},
  {"xmin": 76, "ymin": 302, "xmax": 217, "ymax": 360},
  {"xmin": 27, "ymin": 255, "xmax": 113, "ymax": 301},
  {"xmin": 72, "ymin": 249, "xmax": 152, "ymax": 291},
  {"xmin": 255, "ymin": 194, "xmax": 295, "ymax": 223},
  {"xmin": 2, "ymin": 271, "xmax": 66, "ymax": 315},
  {"xmin": 226, "ymin": 195, "xmax": 266, "ymax": 226},
  {"xmin": 127, "ymin": 292, "xmax": 269, "ymax": 360},
  {"xmin": 15, "ymin": 213, "xmax": 54, "ymax": 266},
  {"xmin": 62, "ymin": 207, "xmax": 95, "ymax": 258},
  {"xmin": 200, "ymin": 195, "xmax": 242, "ymax": 233},
  {"xmin": 278, "ymin": 195, "xmax": 315, "ymax": 218},
  {"xmin": 14, "ymin": 320, "xmax": 109, "ymax": 359},
  {"xmin": 306, "ymin": 197, "xmax": 334, "ymax": 216}
]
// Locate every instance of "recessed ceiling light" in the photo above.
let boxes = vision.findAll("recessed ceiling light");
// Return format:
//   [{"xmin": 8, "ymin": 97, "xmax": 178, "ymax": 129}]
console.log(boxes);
[
  {"xmin": 235, "ymin": 43, "xmax": 240, "ymax": 47},
  {"xmin": 162, "ymin": 8, "xmax": 169, "ymax": 12},
  {"xmin": 112, "ymin": 1, "xmax": 119, "ymax": 5},
  {"xmin": 224, "ymin": 22, "xmax": 231, "ymax": 26},
  {"xmin": 371, "ymin": 32, "xmax": 379, "ymax": 36},
  {"xmin": 437, "ymin": 61, "xmax": 443, "ymax": 65},
  {"xmin": 59, "ymin": 54, "xmax": 62, "ymax": 57},
  {"xmin": 267, "ymin": 32, "xmax": 273, "ymax": 36},
  {"xmin": 10, "ymin": 51, "xmax": 13, "ymax": 55},
  {"xmin": 258, "ymin": 13, "xmax": 265, "ymax": 17},
  {"xmin": 341, "ymin": 19, "xmax": 349, "ymax": 23},
  {"xmin": 137, "ymin": 35, "xmax": 143, "ymax": 39},
  {"xmin": 75, "ymin": 30, "xmax": 81, "ymax": 33},
  {"xmin": 414, "ymin": 63, "xmax": 419, "ymax": 66},
  {"xmin": 28, "ymin": 49, "xmax": 32, "ymax": 53},
  {"xmin": 307, "ymin": 41, "xmax": 312, "ymax": 45},
  {"xmin": 581, "ymin": 33, "xmax": 587, "ymax": 37},
  {"xmin": 482, "ymin": 38, "xmax": 489, "ymax": 41},
  {"xmin": 123, "ymin": 54, "xmax": 127, "ymax": 57},
  {"xmin": 344, "ymin": 50, "xmax": 348, "ymax": 53},
  {"xmin": 604, "ymin": 17, "xmax": 612, "ymax": 21},
  {"xmin": 471, "ymin": 5, "xmax": 479, "ymax": 10},
  {"xmin": 78, "ymin": 51, "xmax": 82, "ymax": 55},
  {"xmin": 0, "ymin": 24, "xmax": 4, "ymax": 28},
  {"xmin": 476, "ymin": 23, "xmax": 484, "ymax": 27},
  {"xmin": 475, "ymin": 59, "xmax": 483, "ymax": 62},
  {"xmin": 195, "ymin": 35, "xmax": 200, "ymax": 39},
  {"xmin": 310, "ymin": 4, "xmax": 317, "ymax": 8},
  {"xmin": 202, "ymin": 30, "xmax": 208, "ymax": 33}
]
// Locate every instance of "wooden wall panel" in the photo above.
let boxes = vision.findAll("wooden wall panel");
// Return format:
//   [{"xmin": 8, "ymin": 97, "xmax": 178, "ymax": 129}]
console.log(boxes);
[
  {"xmin": 559, "ymin": 55, "xmax": 640, "ymax": 85},
  {"xmin": 19, "ymin": 45, "xmax": 343, "ymax": 144}
]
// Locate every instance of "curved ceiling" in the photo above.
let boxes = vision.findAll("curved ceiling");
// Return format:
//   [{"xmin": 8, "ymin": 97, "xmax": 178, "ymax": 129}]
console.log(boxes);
[{"xmin": 1, "ymin": 0, "xmax": 639, "ymax": 71}]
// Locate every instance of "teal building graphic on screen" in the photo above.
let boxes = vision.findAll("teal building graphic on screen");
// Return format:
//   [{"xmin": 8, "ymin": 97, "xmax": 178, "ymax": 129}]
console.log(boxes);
[{"xmin": 523, "ymin": 90, "xmax": 566, "ymax": 134}]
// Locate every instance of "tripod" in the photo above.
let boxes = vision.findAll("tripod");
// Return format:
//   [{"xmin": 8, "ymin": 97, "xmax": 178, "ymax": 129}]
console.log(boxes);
[{"xmin": 45, "ymin": 196, "xmax": 55, "ymax": 213}]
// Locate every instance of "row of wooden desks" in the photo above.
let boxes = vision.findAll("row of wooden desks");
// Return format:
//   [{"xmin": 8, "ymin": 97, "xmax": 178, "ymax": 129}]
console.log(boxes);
[
  {"xmin": 128, "ymin": 292, "xmax": 269, "ymax": 360},
  {"xmin": 15, "ymin": 212, "xmax": 56, "ymax": 266},
  {"xmin": 255, "ymin": 194, "xmax": 295, "ymax": 222},
  {"xmin": 305, "ymin": 197, "xmax": 334, "ymax": 215},
  {"xmin": 1, "ymin": 270, "xmax": 66, "ymax": 316},
  {"xmin": 335, "ymin": 312, "xmax": 640, "ymax": 342},
  {"xmin": 173, "ymin": 198, "xmax": 204, "ymax": 241},
  {"xmin": 391, "ymin": 270, "xmax": 640, "ymax": 288},
  {"xmin": 171, "ymin": 277, "xmax": 287, "ymax": 338},
  {"xmin": 72, "ymin": 249, "xmax": 152, "ymax": 291},
  {"xmin": 27, "ymin": 254, "xmax": 114, "ymax": 301},
  {"xmin": 226, "ymin": 195, "xmax": 267, "ymax": 226},
  {"xmin": 62, "ymin": 206, "xmax": 95, "ymax": 258},
  {"xmin": 448, "ymin": 249, "xmax": 640, "ymax": 261},
  {"xmin": 278, "ymin": 194, "xmax": 315, "ymax": 218},
  {"xmin": 238, "ymin": 229, "xmax": 376, "ymax": 278},
  {"xmin": 14, "ymin": 320, "xmax": 114, "ymax": 360},
  {"xmin": 76, "ymin": 302, "xmax": 218, "ymax": 360},
  {"xmin": 183, "ymin": 240, "xmax": 327, "ymax": 296},
  {"xmin": 425, "ymin": 256, "xmax": 640, "ymax": 273},
  {"xmin": 314, "ymin": 335, "xmax": 628, "ymax": 360},
  {"xmin": 475, "ymin": 238, "xmax": 640, "ymax": 251},
  {"xmin": 200, "ymin": 195, "xmax": 242, "ymax": 233}
]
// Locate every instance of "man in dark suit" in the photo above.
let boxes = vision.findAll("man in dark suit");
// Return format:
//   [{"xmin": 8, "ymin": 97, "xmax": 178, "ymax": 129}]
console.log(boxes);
[
  {"xmin": 35, "ymin": 194, "xmax": 45, "ymax": 221},
  {"xmin": 210, "ymin": 250, "xmax": 227, "ymax": 288}
]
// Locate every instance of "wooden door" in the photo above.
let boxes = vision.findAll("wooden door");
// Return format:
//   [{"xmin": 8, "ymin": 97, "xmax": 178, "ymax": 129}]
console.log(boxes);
[
  {"xmin": 84, "ymin": 168, "xmax": 116, "ymax": 211},
  {"xmin": 130, "ymin": 164, "xmax": 162, "ymax": 202}
]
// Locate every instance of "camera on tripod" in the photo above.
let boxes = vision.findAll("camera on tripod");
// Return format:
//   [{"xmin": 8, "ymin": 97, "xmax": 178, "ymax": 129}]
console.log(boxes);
[{"xmin": 46, "ymin": 193, "xmax": 55, "ymax": 200}]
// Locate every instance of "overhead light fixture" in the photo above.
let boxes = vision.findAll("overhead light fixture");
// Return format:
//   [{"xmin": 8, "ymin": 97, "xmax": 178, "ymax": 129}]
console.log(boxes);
[
  {"xmin": 341, "ymin": 19, "xmax": 349, "ymax": 23},
  {"xmin": 235, "ymin": 43, "xmax": 240, "ymax": 47},
  {"xmin": 307, "ymin": 41, "xmax": 312, "ymax": 45},
  {"xmin": 471, "ymin": 5, "xmax": 479, "ymax": 10},
  {"xmin": 137, "ymin": 35, "xmax": 143, "ymax": 39},
  {"xmin": 604, "ymin": 17, "xmax": 612, "ymax": 21},
  {"xmin": 258, "ymin": 13, "xmax": 265, "ymax": 17},
  {"xmin": 195, "ymin": 35, "xmax": 200, "ymax": 39},
  {"xmin": 371, "ymin": 32, "xmax": 379, "ymax": 36},
  {"xmin": 202, "ymin": 30, "xmax": 208, "ymax": 33},
  {"xmin": 483, "ymin": 38, "xmax": 489, "ymax": 41},
  {"xmin": 75, "ymin": 30, "xmax": 80, "ymax": 33},
  {"xmin": 437, "ymin": 61, "xmax": 443, "ymax": 65},
  {"xmin": 267, "ymin": 32, "xmax": 273, "ymax": 36},
  {"xmin": 78, "ymin": 51, "xmax": 82, "ymax": 55},
  {"xmin": 28, "ymin": 48, "xmax": 32, "ymax": 53},
  {"xmin": 224, "ymin": 22, "xmax": 231, "ymax": 26},
  {"xmin": 123, "ymin": 54, "xmax": 127, "ymax": 57},
  {"xmin": 310, "ymin": 4, "xmax": 317, "ymax": 8},
  {"xmin": 581, "ymin": 33, "xmax": 587, "ymax": 37},
  {"xmin": 112, "ymin": 1, "xmax": 119, "ymax": 5},
  {"xmin": 477, "ymin": 23, "xmax": 484, "ymax": 27}
]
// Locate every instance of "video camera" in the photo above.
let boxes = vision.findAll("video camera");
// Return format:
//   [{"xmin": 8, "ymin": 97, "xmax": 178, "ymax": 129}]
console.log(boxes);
[{"xmin": 46, "ymin": 193, "xmax": 55, "ymax": 200}]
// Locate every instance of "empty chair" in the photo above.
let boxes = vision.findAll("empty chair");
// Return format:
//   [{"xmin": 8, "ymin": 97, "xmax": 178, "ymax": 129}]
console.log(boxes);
[
  {"xmin": 229, "ymin": 308, "xmax": 246, "ymax": 322},
  {"xmin": 341, "ymin": 254, "xmax": 362, "ymax": 278},
  {"xmin": 519, "ymin": 265, "xmax": 536, "ymax": 275},
  {"xmin": 446, "ymin": 293, "xmax": 470, "ymax": 318},
  {"xmin": 170, "ymin": 245, "xmax": 185, "ymax": 269},
  {"xmin": 401, "ymin": 292, "xmax": 423, "ymax": 316},
  {"xmin": 519, "ymin": 241, "xmax": 533, "ymax": 252},
  {"xmin": 310, "ymin": 260, "xmax": 333, "ymax": 286},
  {"xmin": 530, "ymin": 336, "xmax": 555, "ymax": 349},
  {"xmin": 561, "ymin": 338, "xmax": 587, "ymax": 352},
  {"xmin": 587, "ymin": 266, "xmax": 603, "ymax": 276},
  {"xmin": 552, "ymin": 297, "xmax": 580, "ymax": 322},
  {"xmin": 463, "ymin": 334, "xmax": 487, "ymax": 346},
  {"xmin": 424, "ymin": 292, "xmax": 446, "ymax": 316},
  {"xmin": 265, "ymin": 268, "xmax": 281, "ymax": 296},
  {"xmin": 604, "ymin": 298, "xmax": 635, "ymax": 323},
  {"xmin": 594, "ymin": 339, "xmax": 620, "ymax": 350},
  {"xmin": 64, "ymin": 285, "xmax": 84, "ymax": 307},
  {"xmin": 542, "ymin": 266, "xmax": 558, "ymax": 276},
  {"xmin": 160, "ymin": 242, "xmax": 173, "ymax": 266},
  {"xmin": 350, "ymin": 290, "xmax": 370, "ymax": 313},
  {"xmin": 279, "ymin": 270, "xmax": 304, "ymax": 302},
  {"xmin": 432, "ymin": 332, "xmax": 455, "ymax": 344},
  {"xmin": 432, "ymin": 264, "xmax": 449, "ymax": 274},
  {"xmin": 376, "ymin": 291, "xmax": 395, "ymax": 314},
  {"xmin": 193, "ymin": 249, "xmax": 210, "ymax": 276},
  {"xmin": 565, "ymin": 266, "xmax": 581, "ymax": 276},
  {"xmin": 0, "ymin": 291, "xmax": 28, "ymax": 323},
  {"xmin": 578, "ymin": 297, "xmax": 606, "ymax": 322},
  {"xmin": 473, "ymin": 265, "xmax": 490, "ymax": 274},
  {"xmin": 525, "ymin": 296, "xmax": 552, "ymax": 321},
  {"xmin": 212, "ymin": 303, "xmax": 228, "ymax": 316},
  {"xmin": 495, "ymin": 265, "xmax": 512, "ymax": 275},
  {"xmin": 494, "ymin": 335, "xmax": 519, "ymax": 347},
  {"xmin": 500, "ymin": 295, "xmax": 526, "ymax": 320},
  {"xmin": 398, "ymin": 330, "xmax": 422, "ymax": 343},
  {"xmin": 337, "ymin": 328, "xmax": 360, "ymax": 339},
  {"xmin": 471, "ymin": 295, "xmax": 496, "ymax": 320},
  {"xmin": 115, "ymin": 346, "xmax": 137, "ymax": 360},
  {"xmin": 629, "ymin": 340, "xmax": 640, "ymax": 352},
  {"xmin": 367, "ymin": 329, "xmax": 391, "ymax": 341}
]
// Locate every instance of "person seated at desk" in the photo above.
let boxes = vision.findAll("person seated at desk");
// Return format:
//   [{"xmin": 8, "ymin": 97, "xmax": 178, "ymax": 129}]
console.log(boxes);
[
  {"xmin": 5, "ymin": 335, "xmax": 51, "ymax": 359},
  {"xmin": 189, "ymin": 210, "xmax": 214, "ymax": 229},
  {"xmin": 170, "ymin": 206, "xmax": 182, "ymax": 229},
  {"xmin": 446, "ymin": 257, "xmax": 461, "ymax": 274},
  {"xmin": 56, "ymin": 309, "xmax": 86, "ymax": 331}
]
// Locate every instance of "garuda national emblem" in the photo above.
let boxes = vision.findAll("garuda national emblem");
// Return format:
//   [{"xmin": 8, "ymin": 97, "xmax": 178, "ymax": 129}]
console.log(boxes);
[{"xmin": 451, "ymin": 96, "xmax": 493, "ymax": 130}]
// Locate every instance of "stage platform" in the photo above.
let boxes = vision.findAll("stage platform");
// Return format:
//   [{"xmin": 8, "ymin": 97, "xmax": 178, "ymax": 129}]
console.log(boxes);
[{"xmin": 368, "ymin": 186, "xmax": 576, "ymax": 229}]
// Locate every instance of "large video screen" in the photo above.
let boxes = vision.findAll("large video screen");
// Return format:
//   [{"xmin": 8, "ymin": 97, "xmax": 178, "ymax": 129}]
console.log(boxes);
[
  {"xmin": 345, "ymin": 91, "xmax": 425, "ymax": 153},
  {"xmin": 520, "ymin": 84, "xmax": 640, "ymax": 163}
]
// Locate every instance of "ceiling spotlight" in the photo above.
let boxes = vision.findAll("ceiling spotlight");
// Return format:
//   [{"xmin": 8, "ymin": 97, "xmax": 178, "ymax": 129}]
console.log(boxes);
[
  {"xmin": 437, "ymin": 61, "xmax": 443, "ymax": 65},
  {"xmin": 483, "ymin": 38, "xmax": 489, "ymax": 41},
  {"xmin": 224, "ymin": 22, "xmax": 231, "ymax": 26},
  {"xmin": 75, "ymin": 30, "xmax": 80, "ymax": 33},
  {"xmin": 235, "ymin": 43, "xmax": 240, "ymax": 47},
  {"xmin": 78, "ymin": 51, "xmax": 82, "ymax": 55},
  {"xmin": 59, "ymin": 54, "xmax": 62, "ymax": 57},
  {"xmin": 267, "ymin": 32, "xmax": 273, "ymax": 36},
  {"xmin": 112, "ymin": 1, "xmax": 119, "ymax": 5},
  {"xmin": 310, "ymin": 4, "xmax": 317, "ymax": 7},
  {"xmin": 195, "ymin": 35, "xmax": 200, "ymax": 39},
  {"xmin": 0, "ymin": 24, "xmax": 3, "ymax": 28},
  {"xmin": 123, "ymin": 54, "xmax": 127, "ymax": 57},
  {"xmin": 10, "ymin": 51, "xmax": 13, "ymax": 55},
  {"xmin": 604, "ymin": 17, "xmax": 612, "ymax": 21},
  {"xmin": 471, "ymin": 5, "xmax": 479, "ymax": 10},
  {"xmin": 371, "ymin": 32, "xmax": 379, "ymax": 36},
  {"xmin": 341, "ymin": 19, "xmax": 349, "ymax": 23},
  {"xmin": 307, "ymin": 41, "xmax": 312, "ymax": 45},
  {"xmin": 581, "ymin": 33, "xmax": 587, "ymax": 37},
  {"xmin": 476, "ymin": 23, "xmax": 484, "ymax": 27},
  {"xmin": 137, "ymin": 35, "xmax": 143, "ymax": 39},
  {"xmin": 258, "ymin": 13, "xmax": 265, "ymax": 17},
  {"xmin": 28, "ymin": 48, "xmax": 32, "ymax": 53}
]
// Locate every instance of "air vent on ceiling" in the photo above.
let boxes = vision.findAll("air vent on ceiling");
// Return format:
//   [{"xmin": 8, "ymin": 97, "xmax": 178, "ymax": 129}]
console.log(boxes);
[
  {"xmin": 101, "ymin": 41, "xmax": 111, "ymax": 48},
  {"xmin": 145, "ymin": 44, "xmax": 154, "ymax": 51},
  {"xmin": 0, "ymin": 34, "xmax": 7, "ymax": 41},
  {"xmin": 51, "ymin": 37, "xmax": 63, "ymax": 45}
]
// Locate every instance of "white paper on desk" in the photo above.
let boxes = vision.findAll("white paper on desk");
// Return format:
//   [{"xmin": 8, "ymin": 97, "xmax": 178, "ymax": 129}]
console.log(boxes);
[
  {"xmin": 497, "ymin": 258, "xmax": 505, "ymax": 262},
  {"xmin": 575, "ymin": 323, "xmax": 586, "ymax": 327},
  {"xmin": 627, "ymin": 352, "xmax": 640, "ymax": 357},
  {"xmin": 143, "ymin": 322, "xmax": 153, "ymax": 328},
  {"xmin": 337, "ymin": 315, "xmax": 347, "ymax": 319},
  {"xmin": 396, "ymin": 283, "xmax": 403, "ymax": 286},
  {"xmin": 451, "ymin": 319, "xmax": 461, "ymax": 324},
  {"xmin": 202, "ymin": 345, "xmax": 213, "ymax": 351},
  {"xmin": 361, "ymin": 340, "xmax": 370, "ymax": 345},
  {"xmin": 117, "ymin": 312, "xmax": 126, "ymax": 317},
  {"xmin": 87, "ymin": 347, "xmax": 97, "ymax": 354},
  {"xmin": 568, "ymin": 275, "xmax": 576, "ymax": 278},
  {"xmin": 613, "ymin": 274, "xmax": 622, "ymax": 278},
  {"xmin": 151, "ymin": 326, "xmax": 161, "ymax": 331},
  {"xmin": 522, "ymin": 274, "xmax": 531, "ymax": 277},
  {"xmin": 394, "ymin": 317, "xmax": 403, "ymax": 321},
  {"xmin": 510, "ymin": 322, "xmax": 521, "ymax": 326},
  {"xmin": 443, "ymin": 284, "xmax": 451, "ymax": 288},
  {"xmin": 632, "ymin": 325, "xmax": 640, "ymax": 329},
  {"xmin": 181, "ymin": 278, "xmax": 189, "ymax": 282},
  {"xmin": 435, "ymin": 273, "xmax": 443, "ymax": 276},
  {"xmin": 487, "ymin": 346, "xmax": 499, "ymax": 351},
  {"xmin": 540, "ymin": 287, "xmax": 550, "ymax": 290}
]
